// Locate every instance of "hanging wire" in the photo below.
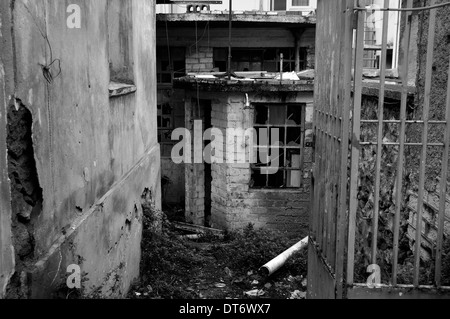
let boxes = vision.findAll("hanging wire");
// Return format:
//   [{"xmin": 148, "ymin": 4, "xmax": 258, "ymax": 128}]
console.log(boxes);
[
  {"xmin": 163, "ymin": 0, "xmax": 173, "ymax": 80},
  {"xmin": 22, "ymin": 2, "xmax": 61, "ymax": 84}
]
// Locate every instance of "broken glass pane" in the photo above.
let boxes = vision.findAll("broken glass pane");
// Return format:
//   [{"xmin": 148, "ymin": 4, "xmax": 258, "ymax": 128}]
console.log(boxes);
[
  {"xmin": 269, "ymin": 105, "xmax": 286, "ymax": 125},
  {"xmin": 287, "ymin": 105, "xmax": 302, "ymax": 125},
  {"xmin": 287, "ymin": 128, "xmax": 301, "ymax": 146},
  {"xmin": 255, "ymin": 105, "xmax": 268, "ymax": 125}
]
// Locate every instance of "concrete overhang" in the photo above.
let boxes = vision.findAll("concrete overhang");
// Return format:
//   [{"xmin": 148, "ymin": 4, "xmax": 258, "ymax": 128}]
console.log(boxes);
[
  {"xmin": 157, "ymin": 12, "xmax": 316, "ymax": 26},
  {"xmin": 173, "ymin": 77, "xmax": 314, "ymax": 93},
  {"xmin": 358, "ymin": 80, "xmax": 416, "ymax": 101}
]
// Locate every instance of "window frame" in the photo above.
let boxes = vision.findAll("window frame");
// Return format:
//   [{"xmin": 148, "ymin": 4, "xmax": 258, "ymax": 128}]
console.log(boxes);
[
  {"xmin": 251, "ymin": 103, "xmax": 306, "ymax": 190},
  {"xmin": 286, "ymin": 0, "xmax": 316, "ymax": 12},
  {"xmin": 157, "ymin": 46, "xmax": 186, "ymax": 85},
  {"xmin": 213, "ymin": 47, "xmax": 307, "ymax": 73}
]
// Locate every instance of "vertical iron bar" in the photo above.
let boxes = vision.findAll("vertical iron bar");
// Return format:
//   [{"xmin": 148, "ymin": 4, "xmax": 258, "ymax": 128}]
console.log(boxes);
[
  {"xmin": 347, "ymin": 7, "xmax": 365, "ymax": 287},
  {"xmin": 335, "ymin": 0, "xmax": 354, "ymax": 299},
  {"xmin": 266, "ymin": 106, "xmax": 270, "ymax": 188},
  {"xmin": 371, "ymin": 0, "xmax": 390, "ymax": 265},
  {"xmin": 435, "ymin": 47, "xmax": 450, "ymax": 288},
  {"xmin": 284, "ymin": 105, "xmax": 287, "ymax": 187},
  {"xmin": 414, "ymin": 0, "xmax": 436, "ymax": 287},
  {"xmin": 228, "ymin": 0, "xmax": 232, "ymax": 80},
  {"xmin": 392, "ymin": 0, "xmax": 413, "ymax": 286}
]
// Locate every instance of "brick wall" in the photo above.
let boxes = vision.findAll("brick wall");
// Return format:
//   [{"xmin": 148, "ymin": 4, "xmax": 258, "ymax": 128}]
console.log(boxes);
[
  {"xmin": 211, "ymin": 97, "xmax": 230, "ymax": 228},
  {"xmin": 186, "ymin": 46, "xmax": 215, "ymax": 73},
  {"xmin": 185, "ymin": 98, "xmax": 206, "ymax": 225}
]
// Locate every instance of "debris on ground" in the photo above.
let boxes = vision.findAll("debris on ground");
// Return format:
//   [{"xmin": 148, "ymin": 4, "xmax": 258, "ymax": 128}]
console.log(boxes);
[{"xmin": 128, "ymin": 214, "xmax": 308, "ymax": 299}]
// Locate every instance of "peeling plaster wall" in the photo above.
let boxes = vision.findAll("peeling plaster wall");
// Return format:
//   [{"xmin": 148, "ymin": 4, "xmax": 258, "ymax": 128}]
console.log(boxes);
[
  {"xmin": 0, "ymin": 0, "xmax": 15, "ymax": 297},
  {"xmin": 1, "ymin": 0, "xmax": 160, "ymax": 298}
]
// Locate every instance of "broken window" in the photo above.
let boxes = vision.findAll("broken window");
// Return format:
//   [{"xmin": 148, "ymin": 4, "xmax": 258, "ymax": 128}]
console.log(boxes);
[
  {"xmin": 251, "ymin": 104, "xmax": 306, "ymax": 189},
  {"xmin": 213, "ymin": 48, "xmax": 307, "ymax": 73},
  {"xmin": 292, "ymin": 0, "xmax": 310, "ymax": 7},
  {"xmin": 157, "ymin": 47, "xmax": 186, "ymax": 84}
]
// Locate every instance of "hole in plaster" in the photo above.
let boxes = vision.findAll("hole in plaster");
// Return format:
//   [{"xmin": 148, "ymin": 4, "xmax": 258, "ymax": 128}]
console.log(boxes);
[{"xmin": 5, "ymin": 98, "xmax": 43, "ymax": 298}]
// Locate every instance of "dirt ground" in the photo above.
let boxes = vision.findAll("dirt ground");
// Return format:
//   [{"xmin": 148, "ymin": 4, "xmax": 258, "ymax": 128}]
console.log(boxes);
[{"xmin": 128, "ymin": 209, "xmax": 308, "ymax": 300}]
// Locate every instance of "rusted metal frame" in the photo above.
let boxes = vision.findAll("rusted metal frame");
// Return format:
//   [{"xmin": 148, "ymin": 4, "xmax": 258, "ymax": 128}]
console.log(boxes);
[
  {"xmin": 309, "ymin": 110, "xmax": 321, "ymax": 242},
  {"xmin": 312, "ymin": 103, "xmax": 322, "ymax": 243},
  {"xmin": 361, "ymin": 120, "xmax": 446, "ymax": 124},
  {"xmin": 360, "ymin": 142, "xmax": 444, "ymax": 146},
  {"xmin": 354, "ymin": 2, "xmax": 450, "ymax": 12},
  {"xmin": 335, "ymin": 0, "xmax": 354, "ymax": 299},
  {"xmin": 318, "ymin": 11, "xmax": 332, "ymax": 254},
  {"xmin": 435, "ymin": 48, "xmax": 450, "ymax": 288},
  {"xmin": 329, "ymin": 94, "xmax": 340, "ymax": 269},
  {"xmin": 310, "ymin": 238, "xmax": 337, "ymax": 281},
  {"xmin": 393, "ymin": 0, "xmax": 413, "ymax": 286},
  {"xmin": 347, "ymin": 7, "xmax": 366, "ymax": 287},
  {"xmin": 323, "ymin": 114, "xmax": 331, "ymax": 260},
  {"xmin": 317, "ymin": 114, "xmax": 325, "ymax": 251},
  {"xmin": 299, "ymin": 104, "xmax": 306, "ymax": 188},
  {"xmin": 352, "ymin": 283, "xmax": 450, "ymax": 291},
  {"xmin": 284, "ymin": 105, "xmax": 288, "ymax": 188},
  {"xmin": 414, "ymin": 0, "xmax": 437, "ymax": 287},
  {"xmin": 325, "ymin": 21, "xmax": 341, "ymax": 262},
  {"xmin": 315, "ymin": 128, "xmax": 342, "ymax": 141},
  {"xmin": 258, "ymin": 145, "xmax": 308, "ymax": 149},
  {"xmin": 371, "ymin": 0, "xmax": 390, "ymax": 265}
]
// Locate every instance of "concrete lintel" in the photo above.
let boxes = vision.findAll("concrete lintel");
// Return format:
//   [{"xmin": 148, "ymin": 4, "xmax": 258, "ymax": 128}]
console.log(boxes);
[
  {"xmin": 174, "ymin": 78, "xmax": 314, "ymax": 93},
  {"xmin": 157, "ymin": 13, "xmax": 316, "ymax": 24}
]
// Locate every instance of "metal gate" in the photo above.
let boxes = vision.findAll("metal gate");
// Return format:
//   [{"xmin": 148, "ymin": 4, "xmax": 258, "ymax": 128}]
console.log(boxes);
[{"xmin": 308, "ymin": 0, "xmax": 450, "ymax": 299}]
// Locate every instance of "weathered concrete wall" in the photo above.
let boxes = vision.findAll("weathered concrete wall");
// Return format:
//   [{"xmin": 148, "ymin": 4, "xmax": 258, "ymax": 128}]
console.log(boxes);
[
  {"xmin": 1, "ymin": 0, "xmax": 160, "ymax": 298},
  {"xmin": 186, "ymin": 47, "xmax": 214, "ymax": 73},
  {"xmin": 0, "ymin": 1, "xmax": 15, "ymax": 297},
  {"xmin": 184, "ymin": 90, "xmax": 313, "ymax": 237}
]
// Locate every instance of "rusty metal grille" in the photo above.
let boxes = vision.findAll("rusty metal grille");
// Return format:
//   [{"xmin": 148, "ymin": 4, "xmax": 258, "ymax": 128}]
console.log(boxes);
[
  {"xmin": 310, "ymin": 0, "xmax": 450, "ymax": 299},
  {"xmin": 309, "ymin": 0, "xmax": 354, "ymax": 299},
  {"xmin": 346, "ymin": 0, "xmax": 450, "ymax": 296}
]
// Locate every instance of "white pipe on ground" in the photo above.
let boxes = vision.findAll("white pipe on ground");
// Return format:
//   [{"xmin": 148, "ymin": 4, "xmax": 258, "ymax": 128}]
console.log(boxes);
[{"xmin": 260, "ymin": 236, "xmax": 309, "ymax": 276}]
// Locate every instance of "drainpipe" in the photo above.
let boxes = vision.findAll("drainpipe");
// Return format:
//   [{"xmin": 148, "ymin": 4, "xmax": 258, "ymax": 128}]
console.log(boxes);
[
  {"xmin": 280, "ymin": 53, "xmax": 284, "ymax": 81},
  {"xmin": 260, "ymin": 237, "xmax": 309, "ymax": 276}
]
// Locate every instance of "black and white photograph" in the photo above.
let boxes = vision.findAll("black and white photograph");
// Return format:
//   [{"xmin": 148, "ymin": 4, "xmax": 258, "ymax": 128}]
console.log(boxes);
[{"xmin": 0, "ymin": 0, "xmax": 449, "ymax": 309}]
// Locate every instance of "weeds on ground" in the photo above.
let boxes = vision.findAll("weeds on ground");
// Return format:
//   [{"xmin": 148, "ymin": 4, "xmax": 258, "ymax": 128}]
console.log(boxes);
[{"xmin": 129, "ymin": 221, "xmax": 308, "ymax": 299}]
